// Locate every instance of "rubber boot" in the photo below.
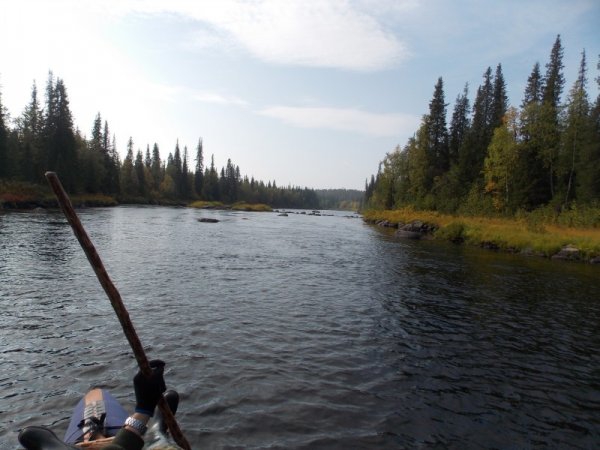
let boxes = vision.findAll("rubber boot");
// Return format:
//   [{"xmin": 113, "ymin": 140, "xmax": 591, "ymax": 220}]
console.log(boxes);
[{"xmin": 18, "ymin": 426, "xmax": 78, "ymax": 450}]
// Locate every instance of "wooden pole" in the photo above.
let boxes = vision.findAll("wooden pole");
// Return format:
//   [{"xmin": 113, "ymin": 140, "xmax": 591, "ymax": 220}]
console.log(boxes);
[{"xmin": 45, "ymin": 172, "xmax": 191, "ymax": 450}]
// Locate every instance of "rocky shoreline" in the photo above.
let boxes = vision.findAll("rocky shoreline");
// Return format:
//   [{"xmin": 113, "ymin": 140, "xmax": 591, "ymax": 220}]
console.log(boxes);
[{"xmin": 367, "ymin": 218, "xmax": 600, "ymax": 265}]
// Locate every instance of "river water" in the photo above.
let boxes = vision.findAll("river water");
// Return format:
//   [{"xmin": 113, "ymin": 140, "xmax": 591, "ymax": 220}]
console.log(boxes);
[{"xmin": 0, "ymin": 206, "xmax": 599, "ymax": 449}]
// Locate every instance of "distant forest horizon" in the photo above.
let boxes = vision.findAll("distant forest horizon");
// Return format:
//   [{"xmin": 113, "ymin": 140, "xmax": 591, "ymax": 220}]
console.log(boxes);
[{"xmin": 0, "ymin": 73, "xmax": 362, "ymax": 210}]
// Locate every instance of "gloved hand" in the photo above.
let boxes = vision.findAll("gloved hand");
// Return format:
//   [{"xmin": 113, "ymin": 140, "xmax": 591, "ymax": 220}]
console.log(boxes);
[{"xmin": 134, "ymin": 359, "xmax": 167, "ymax": 416}]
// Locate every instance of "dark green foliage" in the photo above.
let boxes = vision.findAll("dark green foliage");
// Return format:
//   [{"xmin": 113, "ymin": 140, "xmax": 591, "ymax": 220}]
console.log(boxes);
[
  {"xmin": 458, "ymin": 67, "xmax": 495, "ymax": 186},
  {"xmin": 492, "ymin": 64, "xmax": 508, "ymax": 129},
  {"xmin": 427, "ymin": 77, "xmax": 449, "ymax": 174},
  {"xmin": 366, "ymin": 36, "xmax": 599, "ymax": 217},
  {"xmin": 194, "ymin": 138, "xmax": 204, "ymax": 197},
  {"xmin": 0, "ymin": 73, "xmax": 320, "ymax": 209},
  {"xmin": 449, "ymin": 84, "xmax": 470, "ymax": 165},
  {"xmin": 43, "ymin": 74, "xmax": 78, "ymax": 191},
  {"xmin": 0, "ymin": 88, "xmax": 10, "ymax": 179},
  {"xmin": 120, "ymin": 138, "xmax": 137, "ymax": 197}
]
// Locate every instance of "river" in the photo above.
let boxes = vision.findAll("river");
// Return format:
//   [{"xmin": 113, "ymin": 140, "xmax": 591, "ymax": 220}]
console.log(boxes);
[{"xmin": 1, "ymin": 206, "xmax": 599, "ymax": 449}]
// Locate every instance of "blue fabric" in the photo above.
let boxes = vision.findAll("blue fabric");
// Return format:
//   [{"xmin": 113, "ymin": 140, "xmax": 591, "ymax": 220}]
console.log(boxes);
[{"xmin": 64, "ymin": 389, "xmax": 128, "ymax": 444}]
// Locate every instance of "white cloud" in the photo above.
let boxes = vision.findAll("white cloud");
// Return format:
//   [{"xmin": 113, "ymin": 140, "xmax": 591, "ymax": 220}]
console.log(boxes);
[
  {"xmin": 104, "ymin": 0, "xmax": 410, "ymax": 71},
  {"xmin": 259, "ymin": 105, "xmax": 419, "ymax": 137},
  {"xmin": 194, "ymin": 92, "xmax": 248, "ymax": 107}
]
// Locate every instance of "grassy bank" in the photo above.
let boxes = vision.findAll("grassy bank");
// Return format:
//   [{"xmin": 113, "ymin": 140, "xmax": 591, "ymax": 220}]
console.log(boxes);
[
  {"xmin": 189, "ymin": 200, "xmax": 272, "ymax": 212},
  {"xmin": 0, "ymin": 181, "xmax": 118, "ymax": 208},
  {"xmin": 363, "ymin": 207, "xmax": 600, "ymax": 262}
]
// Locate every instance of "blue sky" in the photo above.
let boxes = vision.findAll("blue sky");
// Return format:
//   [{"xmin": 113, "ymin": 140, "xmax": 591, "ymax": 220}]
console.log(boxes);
[{"xmin": 1, "ymin": 0, "xmax": 598, "ymax": 189}]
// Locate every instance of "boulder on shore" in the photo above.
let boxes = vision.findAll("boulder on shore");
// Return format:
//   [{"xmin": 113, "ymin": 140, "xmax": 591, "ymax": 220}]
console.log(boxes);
[
  {"xmin": 394, "ymin": 220, "xmax": 438, "ymax": 239},
  {"xmin": 551, "ymin": 245, "xmax": 581, "ymax": 261}
]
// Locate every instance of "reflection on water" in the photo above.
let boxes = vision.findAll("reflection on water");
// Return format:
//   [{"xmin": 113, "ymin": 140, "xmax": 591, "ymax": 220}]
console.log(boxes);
[{"xmin": 1, "ymin": 207, "xmax": 599, "ymax": 449}]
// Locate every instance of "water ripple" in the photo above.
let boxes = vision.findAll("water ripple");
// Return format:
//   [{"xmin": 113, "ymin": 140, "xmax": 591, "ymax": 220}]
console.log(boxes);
[{"xmin": 1, "ymin": 207, "xmax": 599, "ymax": 449}]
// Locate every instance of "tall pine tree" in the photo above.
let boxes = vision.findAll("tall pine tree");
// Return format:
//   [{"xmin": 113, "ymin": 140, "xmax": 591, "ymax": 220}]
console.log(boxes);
[
  {"xmin": 16, "ymin": 82, "xmax": 44, "ymax": 182},
  {"xmin": 426, "ymin": 77, "xmax": 449, "ymax": 174},
  {"xmin": 458, "ymin": 67, "xmax": 494, "ymax": 185},
  {"xmin": 516, "ymin": 62, "xmax": 550, "ymax": 208},
  {"xmin": 561, "ymin": 50, "xmax": 593, "ymax": 205},
  {"xmin": 120, "ymin": 137, "xmax": 137, "ymax": 197},
  {"xmin": 0, "ymin": 87, "xmax": 7, "ymax": 179},
  {"xmin": 43, "ymin": 73, "xmax": 78, "ymax": 191},
  {"xmin": 539, "ymin": 35, "xmax": 565, "ymax": 199},
  {"xmin": 194, "ymin": 138, "xmax": 204, "ymax": 198},
  {"xmin": 449, "ymin": 83, "xmax": 471, "ymax": 166},
  {"xmin": 491, "ymin": 63, "xmax": 508, "ymax": 129}
]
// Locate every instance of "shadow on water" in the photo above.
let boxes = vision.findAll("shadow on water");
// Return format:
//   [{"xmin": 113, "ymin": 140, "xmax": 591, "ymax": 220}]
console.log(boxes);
[{"xmin": 0, "ymin": 207, "xmax": 599, "ymax": 449}]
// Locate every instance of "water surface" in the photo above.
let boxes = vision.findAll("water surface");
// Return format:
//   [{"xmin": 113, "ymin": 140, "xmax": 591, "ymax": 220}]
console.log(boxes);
[{"xmin": 1, "ymin": 207, "xmax": 598, "ymax": 449}]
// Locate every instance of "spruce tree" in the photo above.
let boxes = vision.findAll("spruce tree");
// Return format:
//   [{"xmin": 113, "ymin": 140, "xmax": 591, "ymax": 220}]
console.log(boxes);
[
  {"xmin": 449, "ymin": 83, "xmax": 470, "ymax": 165},
  {"xmin": 43, "ymin": 75, "xmax": 78, "ymax": 191},
  {"xmin": 172, "ymin": 141, "xmax": 183, "ymax": 197},
  {"xmin": 516, "ymin": 62, "xmax": 550, "ymax": 208},
  {"xmin": 562, "ymin": 50, "xmax": 594, "ymax": 204},
  {"xmin": 539, "ymin": 35, "xmax": 565, "ymax": 199},
  {"xmin": 16, "ymin": 82, "xmax": 44, "ymax": 182},
  {"xmin": 144, "ymin": 145, "xmax": 152, "ymax": 168},
  {"xmin": 101, "ymin": 121, "xmax": 119, "ymax": 194},
  {"xmin": 522, "ymin": 62, "xmax": 543, "ymax": 107},
  {"xmin": 543, "ymin": 35, "xmax": 565, "ymax": 108},
  {"xmin": 134, "ymin": 150, "xmax": 146, "ymax": 196},
  {"xmin": 181, "ymin": 146, "xmax": 190, "ymax": 198},
  {"xmin": 194, "ymin": 138, "xmax": 204, "ymax": 197},
  {"xmin": 458, "ymin": 67, "xmax": 494, "ymax": 185},
  {"xmin": 491, "ymin": 64, "xmax": 508, "ymax": 129},
  {"xmin": 84, "ymin": 113, "xmax": 105, "ymax": 193},
  {"xmin": 426, "ymin": 77, "xmax": 449, "ymax": 174},
  {"xmin": 120, "ymin": 137, "xmax": 137, "ymax": 197},
  {"xmin": 151, "ymin": 143, "xmax": 162, "ymax": 191},
  {"xmin": 0, "ymin": 87, "xmax": 7, "ymax": 179}
]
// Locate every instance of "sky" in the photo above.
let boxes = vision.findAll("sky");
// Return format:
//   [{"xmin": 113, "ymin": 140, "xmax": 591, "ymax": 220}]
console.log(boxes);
[{"xmin": 1, "ymin": 0, "xmax": 599, "ymax": 190}]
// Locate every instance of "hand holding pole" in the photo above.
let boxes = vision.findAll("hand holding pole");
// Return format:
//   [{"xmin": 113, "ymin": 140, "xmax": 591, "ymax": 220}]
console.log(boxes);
[{"xmin": 45, "ymin": 172, "xmax": 191, "ymax": 450}]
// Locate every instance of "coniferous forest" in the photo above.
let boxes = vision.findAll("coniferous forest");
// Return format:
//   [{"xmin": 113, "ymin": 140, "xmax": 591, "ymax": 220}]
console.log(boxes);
[
  {"xmin": 0, "ymin": 72, "xmax": 321, "ymax": 209},
  {"xmin": 364, "ymin": 36, "xmax": 600, "ymax": 220}
]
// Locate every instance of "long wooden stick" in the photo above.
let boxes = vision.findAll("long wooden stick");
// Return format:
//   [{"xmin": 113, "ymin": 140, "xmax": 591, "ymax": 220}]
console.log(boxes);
[{"xmin": 45, "ymin": 172, "xmax": 191, "ymax": 450}]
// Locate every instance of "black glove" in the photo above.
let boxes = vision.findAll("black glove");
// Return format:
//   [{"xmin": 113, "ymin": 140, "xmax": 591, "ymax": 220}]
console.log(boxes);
[{"xmin": 134, "ymin": 359, "xmax": 166, "ymax": 416}]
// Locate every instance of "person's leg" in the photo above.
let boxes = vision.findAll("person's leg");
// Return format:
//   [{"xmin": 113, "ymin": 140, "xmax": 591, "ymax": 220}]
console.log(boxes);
[
  {"xmin": 64, "ymin": 388, "xmax": 124, "ymax": 443},
  {"xmin": 64, "ymin": 393, "xmax": 87, "ymax": 444},
  {"xmin": 100, "ymin": 389, "xmax": 128, "ymax": 437}
]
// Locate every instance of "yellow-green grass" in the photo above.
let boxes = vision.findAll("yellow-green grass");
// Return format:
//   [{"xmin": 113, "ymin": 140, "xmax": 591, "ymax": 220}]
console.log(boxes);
[
  {"xmin": 188, "ymin": 200, "xmax": 272, "ymax": 212},
  {"xmin": 188, "ymin": 200, "xmax": 226, "ymax": 209},
  {"xmin": 363, "ymin": 208, "xmax": 600, "ymax": 259},
  {"xmin": 231, "ymin": 202, "xmax": 272, "ymax": 212}
]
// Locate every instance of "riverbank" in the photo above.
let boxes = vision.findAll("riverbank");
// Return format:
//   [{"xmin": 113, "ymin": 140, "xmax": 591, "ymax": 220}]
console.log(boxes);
[
  {"xmin": 363, "ymin": 208, "xmax": 600, "ymax": 264},
  {"xmin": 0, "ymin": 181, "xmax": 272, "ymax": 211}
]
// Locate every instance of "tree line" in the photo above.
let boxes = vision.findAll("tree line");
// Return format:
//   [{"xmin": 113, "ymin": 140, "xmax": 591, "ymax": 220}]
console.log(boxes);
[
  {"xmin": 365, "ymin": 36, "xmax": 600, "ymax": 216},
  {"xmin": 0, "ymin": 72, "xmax": 319, "ymax": 209}
]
